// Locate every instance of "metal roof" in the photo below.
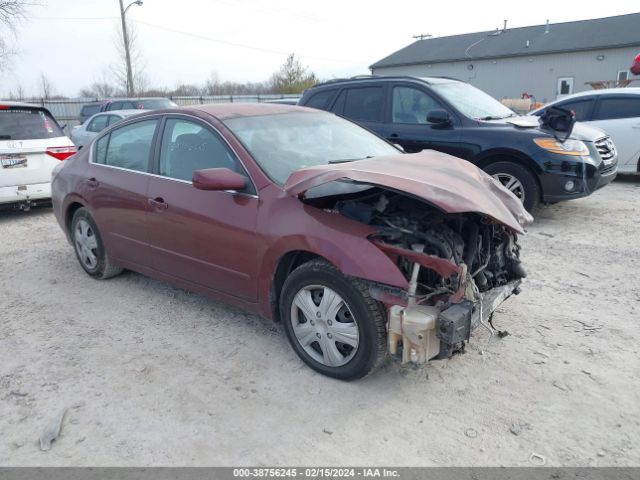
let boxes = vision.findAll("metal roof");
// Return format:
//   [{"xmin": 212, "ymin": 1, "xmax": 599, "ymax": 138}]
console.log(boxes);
[{"xmin": 370, "ymin": 13, "xmax": 640, "ymax": 69}]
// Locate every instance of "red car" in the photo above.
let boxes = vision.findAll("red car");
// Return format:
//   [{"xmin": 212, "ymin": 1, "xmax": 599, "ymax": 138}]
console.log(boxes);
[{"xmin": 52, "ymin": 104, "xmax": 532, "ymax": 380}]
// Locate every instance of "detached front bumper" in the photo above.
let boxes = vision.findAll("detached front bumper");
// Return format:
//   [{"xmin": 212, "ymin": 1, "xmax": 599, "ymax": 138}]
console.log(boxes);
[{"xmin": 388, "ymin": 280, "xmax": 522, "ymax": 363}]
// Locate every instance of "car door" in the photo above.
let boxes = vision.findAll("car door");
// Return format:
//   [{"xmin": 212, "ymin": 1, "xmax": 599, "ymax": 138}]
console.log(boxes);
[
  {"xmin": 145, "ymin": 116, "xmax": 260, "ymax": 301},
  {"xmin": 589, "ymin": 95, "xmax": 640, "ymax": 170},
  {"xmin": 550, "ymin": 97, "xmax": 596, "ymax": 123},
  {"xmin": 83, "ymin": 117, "xmax": 160, "ymax": 267},
  {"xmin": 380, "ymin": 85, "xmax": 462, "ymax": 155}
]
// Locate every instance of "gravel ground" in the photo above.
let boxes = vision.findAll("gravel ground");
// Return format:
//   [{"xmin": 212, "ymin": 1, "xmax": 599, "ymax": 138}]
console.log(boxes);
[{"xmin": 1, "ymin": 178, "xmax": 639, "ymax": 467}]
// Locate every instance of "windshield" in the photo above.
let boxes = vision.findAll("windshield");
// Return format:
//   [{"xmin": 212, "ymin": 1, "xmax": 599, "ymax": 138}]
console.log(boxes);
[
  {"xmin": 224, "ymin": 111, "xmax": 399, "ymax": 185},
  {"xmin": 0, "ymin": 108, "xmax": 64, "ymax": 140},
  {"xmin": 432, "ymin": 82, "xmax": 515, "ymax": 120}
]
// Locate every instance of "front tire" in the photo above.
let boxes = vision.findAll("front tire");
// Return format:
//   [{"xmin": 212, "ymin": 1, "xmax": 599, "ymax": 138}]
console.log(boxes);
[
  {"xmin": 280, "ymin": 260, "xmax": 387, "ymax": 380},
  {"xmin": 484, "ymin": 161, "xmax": 540, "ymax": 212},
  {"xmin": 71, "ymin": 207, "xmax": 123, "ymax": 279}
]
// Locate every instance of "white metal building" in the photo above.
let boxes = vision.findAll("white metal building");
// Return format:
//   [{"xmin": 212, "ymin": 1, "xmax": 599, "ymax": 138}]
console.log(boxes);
[{"xmin": 370, "ymin": 13, "xmax": 640, "ymax": 103}]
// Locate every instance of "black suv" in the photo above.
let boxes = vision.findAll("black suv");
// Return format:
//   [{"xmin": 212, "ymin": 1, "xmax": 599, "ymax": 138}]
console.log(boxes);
[{"xmin": 299, "ymin": 76, "xmax": 618, "ymax": 211}]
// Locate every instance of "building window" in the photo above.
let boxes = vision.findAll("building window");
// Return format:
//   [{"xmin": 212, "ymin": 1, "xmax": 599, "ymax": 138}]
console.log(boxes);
[{"xmin": 617, "ymin": 71, "xmax": 629, "ymax": 82}]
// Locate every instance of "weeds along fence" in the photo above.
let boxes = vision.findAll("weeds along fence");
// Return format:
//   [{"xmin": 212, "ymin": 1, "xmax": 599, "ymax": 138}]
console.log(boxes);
[{"xmin": 6, "ymin": 94, "xmax": 301, "ymax": 135}]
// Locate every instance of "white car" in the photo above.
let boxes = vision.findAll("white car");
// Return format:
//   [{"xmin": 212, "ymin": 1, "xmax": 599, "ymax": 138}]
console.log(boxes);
[
  {"xmin": 532, "ymin": 88, "xmax": 640, "ymax": 174},
  {"xmin": 0, "ymin": 102, "xmax": 76, "ymax": 210},
  {"xmin": 71, "ymin": 109, "xmax": 147, "ymax": 149}
]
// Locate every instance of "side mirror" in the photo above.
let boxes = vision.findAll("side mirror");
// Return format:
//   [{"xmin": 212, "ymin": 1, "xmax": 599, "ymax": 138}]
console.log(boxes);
[
  {"xmin": 193, "ymin": 168, "xmax": 247, "ymax": 191},
  {"xmin": 426, "ymin": 109, "xmax": 452, "ymax": 126}
]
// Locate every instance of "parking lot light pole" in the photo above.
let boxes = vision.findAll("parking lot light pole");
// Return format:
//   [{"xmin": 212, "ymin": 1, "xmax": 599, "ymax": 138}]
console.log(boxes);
[{"xmin": 119, "ymin": 0, "xmax": 143, "ymax": 96}]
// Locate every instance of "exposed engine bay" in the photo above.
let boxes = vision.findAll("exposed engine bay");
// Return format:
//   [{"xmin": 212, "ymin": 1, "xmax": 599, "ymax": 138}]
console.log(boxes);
[{"xmin": 309, "ymin": 185, "xmax": 527, "ymax": 363}]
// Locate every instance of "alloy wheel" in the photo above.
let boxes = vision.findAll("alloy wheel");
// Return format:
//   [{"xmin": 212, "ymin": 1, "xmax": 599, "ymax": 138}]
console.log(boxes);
[{"xmin": 492, "ymin": 173, "xmax": 525, "ymax": 202}]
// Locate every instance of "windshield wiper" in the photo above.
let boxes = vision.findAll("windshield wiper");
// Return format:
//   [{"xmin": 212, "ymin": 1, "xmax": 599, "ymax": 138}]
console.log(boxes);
[
  {"xmin": 328, "ymin": 156, "xmax": 373, "ymax": 164},
  {"xmin": 0, "ymin": 135, "xmax": 11, "ymax": 140}
]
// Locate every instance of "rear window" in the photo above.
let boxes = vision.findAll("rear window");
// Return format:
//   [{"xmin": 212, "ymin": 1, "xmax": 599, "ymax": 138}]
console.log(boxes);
[
  {"xmin": 305, "ymin": 89, "xmax": 337, "ymax": 110},
  {"xmin": 593, "ymin": 97, "xmax": 640, "ymax": 120},
  {"xmin": 0, "ymin": 108, "xmax": 64, "ymax": 140},
  {"xmin": 81, "ymin": 104, "xmax": 101, "ymax": 117},
  {"xmin": 337, "ymin": 87, "xmax": 384, "ymax": 122}
]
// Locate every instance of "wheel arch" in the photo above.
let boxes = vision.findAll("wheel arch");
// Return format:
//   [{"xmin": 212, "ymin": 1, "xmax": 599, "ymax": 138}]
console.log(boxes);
[
  {"xmin": 65, "ymin": 201, "xmax": 87, "ymax": 234},
  {"xmin": 259, "ymin": 235, "xmax": 410, "ymax": 322},
  {"xmin": 474, "ymin": 149, "xmax": 544, "ymax": 199},
  {"xmin": 269, "ymin": 250, "xmax": 324, "ymax": 322}
]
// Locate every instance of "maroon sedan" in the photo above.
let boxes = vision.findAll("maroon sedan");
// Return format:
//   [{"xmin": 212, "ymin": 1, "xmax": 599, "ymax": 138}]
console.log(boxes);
[{"xmin": 52, "ymin": 104, "xmax": 532, "ymax": 380}]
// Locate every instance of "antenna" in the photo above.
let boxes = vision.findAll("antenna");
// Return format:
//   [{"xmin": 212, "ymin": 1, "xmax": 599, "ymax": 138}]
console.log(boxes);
[
  {"xmin": 503, "ymin": 19, "xmax": 508, "ymax": 32},
  {"xmin": 412, "ymin": 33, "xmax": 432, "ymax": 40},
  {"xmin": 545, "ymin": 19, "xmax": 550, "ymax": 33}
]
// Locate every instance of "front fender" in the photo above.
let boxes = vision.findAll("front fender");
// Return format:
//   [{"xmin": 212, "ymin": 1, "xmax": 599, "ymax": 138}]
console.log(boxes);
[{"xmin": 256, "ymin": 201, "xmax": 409, "ymax": 319}]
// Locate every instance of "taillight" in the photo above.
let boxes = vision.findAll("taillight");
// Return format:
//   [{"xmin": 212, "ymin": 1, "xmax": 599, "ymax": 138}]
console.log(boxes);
[{"xmin": 46, "ymin": 146, "xmax": 77, "ymax": 161}]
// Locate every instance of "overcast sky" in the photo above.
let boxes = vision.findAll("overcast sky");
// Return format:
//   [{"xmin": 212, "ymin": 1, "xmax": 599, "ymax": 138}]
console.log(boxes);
[{"xmin": 1, "ymin": 0, "xmax": 638, "ymax": 97}]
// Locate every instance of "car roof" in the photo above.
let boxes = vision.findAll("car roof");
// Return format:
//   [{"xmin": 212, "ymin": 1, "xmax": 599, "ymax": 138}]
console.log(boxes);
[
  {"xmin": 0, "ymin": 101, "xmax": 47, "ymax": 108},
  {"xmin": 95, "ymin": 109, "xmax": 149, "ymax": 116},
  {"xmin": 307, "ymin": 75, "xmax": 464, "ymax": 90},
  {"xmin": 183, "ymin": 103, "xmax": 317, "ymax": 120},
  {"xmin": 106, "ymin": 97, "xmax": 171, "ymax": 101},
  {"xmin": 553, "ymin": 88, "xmax": 640, "ymax": 100}
]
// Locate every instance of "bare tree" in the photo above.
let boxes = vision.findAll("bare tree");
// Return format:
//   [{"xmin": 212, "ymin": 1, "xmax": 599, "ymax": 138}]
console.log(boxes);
[
  {"xmin": 111, "ymin": 22, "xmax": 147, "ymax": 96},
  {"xmin": 272, "ymin": 54, "xmax": 318, "ymax": 94},
  {"xmin": 39, "ymin": 72, "xmax": 54, "ymax": 99},
  {"xmin": 0, "ymin": 0, "xmax": 31, "ymax": 71},
  {"xmin": 7, "ymin": 84, "xmax": 24, "ymax": 99}
]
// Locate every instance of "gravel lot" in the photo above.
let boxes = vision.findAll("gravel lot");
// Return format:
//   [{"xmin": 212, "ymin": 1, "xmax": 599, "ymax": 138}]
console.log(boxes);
[{"xmin": 1, "ymin": 178, "xmax": 639, "ymax": 467}]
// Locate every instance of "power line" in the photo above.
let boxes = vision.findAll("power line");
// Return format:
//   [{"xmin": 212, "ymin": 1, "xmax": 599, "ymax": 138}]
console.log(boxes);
[
  {"xmin": 30, "ymin": 16, "xmax": 119, "ymax": 20},
  {"xmin": 28, "ymin": 15, "xmax": 360, "ymax": 64},
  {"xmin": 132, "ymin": 19, "xmax": 358, "ymax": 64}
]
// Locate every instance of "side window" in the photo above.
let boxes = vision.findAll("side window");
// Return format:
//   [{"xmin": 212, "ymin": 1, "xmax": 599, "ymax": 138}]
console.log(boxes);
[
  {"xmin": 594, "ymin": 97, "xmax": 640, "ymax": 120},
  {"xmin": 97, "ymin": 119, "xmax": 158, "ymax": 172},
  {"xmin": 555, "ymin": 99, "xmax": 595, "ymax": 122},
  {"xmin": 121, "ymin": 101, "xmax": 136, "ymax": 109},
  {"xmin": 392, "ymin": 86, "xmax": 444, "ymax": 124},
  {"xmin": 86, "ymin": 115, "xmax": 109, "ymax": 133},
  {"xmin": 342, "ymin": 87, "xmax": 384, "ymax": 122},
  {"xmin": 107, "ymin": 115, "xmax": 121, "ymax": 126},
  {"xmin": 159, "ymin": 118, "xmax": 253, "ymax": 191},
  {"xmin": 108, "ymin": 102, "xmax": 122, "ymax": 111},
  {"xmin": 306, "ymin": 89, "xmax": 337, "ymax": 111},
  {"xmin": 95, "ymin": 135, "xmax": 108, "ymax": 165}
]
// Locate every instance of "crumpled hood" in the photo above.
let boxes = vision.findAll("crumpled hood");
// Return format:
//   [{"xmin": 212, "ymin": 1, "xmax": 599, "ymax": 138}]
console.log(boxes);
[{"xmin": 284, "ymin": 150, "xmax": 534, "ymax": 234}]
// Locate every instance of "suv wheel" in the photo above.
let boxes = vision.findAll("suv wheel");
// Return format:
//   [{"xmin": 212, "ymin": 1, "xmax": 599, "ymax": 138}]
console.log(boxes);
[{"xmin": 484, "ymin": 161, "xmax": 539, "ymax": 212}]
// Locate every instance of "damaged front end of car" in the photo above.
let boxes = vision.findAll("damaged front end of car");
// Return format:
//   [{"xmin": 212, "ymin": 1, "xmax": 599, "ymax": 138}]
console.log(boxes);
[
  {"xmin": 285, "ymin": 152, "xmax": 533, "ymax": 364},
  {"xmin": 335, "ymin": 192, "xmax": 525, "ymax": 363}
]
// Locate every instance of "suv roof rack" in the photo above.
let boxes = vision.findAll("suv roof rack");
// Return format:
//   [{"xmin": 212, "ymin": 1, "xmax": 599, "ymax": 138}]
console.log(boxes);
[{"xmin": 310, "ymin": 75, "xmax": 464, "ymax": 89}]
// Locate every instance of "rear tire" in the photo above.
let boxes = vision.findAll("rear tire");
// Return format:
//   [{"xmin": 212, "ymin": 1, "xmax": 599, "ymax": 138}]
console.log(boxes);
[
  {"xmin": 484, "ymin": 161, "xmax": 539, "ymax": 212},
  {"xmin": 71, "ymin": 207, "xmax": 123, "ymax": 279},
  {"xmin": 280, "ymin": 260, "xmax": 387, "ymax": 380}
]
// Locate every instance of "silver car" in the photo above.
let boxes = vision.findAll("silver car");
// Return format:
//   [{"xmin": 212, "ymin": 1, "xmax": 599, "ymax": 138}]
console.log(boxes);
[{"xmin": 71, "ymin": 110, "xmax": 147, "ymax": 149}]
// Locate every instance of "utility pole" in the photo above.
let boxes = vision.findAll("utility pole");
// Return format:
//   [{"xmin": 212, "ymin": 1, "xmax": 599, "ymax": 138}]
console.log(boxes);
[{"xmin": 119, "ymin": 0, "xmax": 143, "ymax": 96}]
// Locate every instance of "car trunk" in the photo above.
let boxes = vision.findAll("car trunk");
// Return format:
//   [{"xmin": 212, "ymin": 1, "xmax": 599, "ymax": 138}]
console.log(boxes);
[{"xmin": 0, "ymin": 105, "xmax": 74, "ymax": 188}]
